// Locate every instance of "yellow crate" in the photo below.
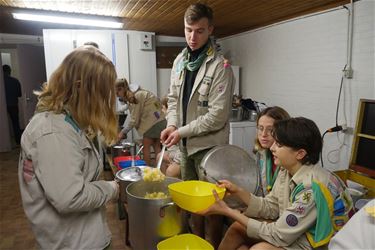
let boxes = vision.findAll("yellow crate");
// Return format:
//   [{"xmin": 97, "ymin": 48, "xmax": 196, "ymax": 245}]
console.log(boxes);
[{"xmin": 335, "ymin": 169, "xmax": 375, "ymax": 198}]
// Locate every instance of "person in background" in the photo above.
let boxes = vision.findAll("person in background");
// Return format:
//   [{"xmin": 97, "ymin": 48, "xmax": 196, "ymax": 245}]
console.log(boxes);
[
  {"xmin": 3, "ymin": 64, "xmax": 22, "ymax": 145},
  {"xmin": 254, "ymin": 106, "xmax": 290, "ymax": 197},
  {"xmin": 160, "ymin": 3, "xmax": 234, "ymax": 248},
  {"xmin": 18, "ymin": 45, "xmax": 119, "ymax": 250},
  {"xmin": 116, "ymin": 78, "xmax": 166, "ymax": 166},
  {"xmin": 83, "ymin": 41, "xmax": 99, "ymax": 48},
  {"xmin": 198, "ymin": 117, "xmax": 353, "ymax": 250},
  {"xmin": 157, "ymin": 96, "xmax": 181, "ymax": 178}
]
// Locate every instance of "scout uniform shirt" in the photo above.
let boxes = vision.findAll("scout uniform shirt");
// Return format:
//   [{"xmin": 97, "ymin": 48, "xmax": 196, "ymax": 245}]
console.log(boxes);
[
  {"xmin": 121, "ymin": 88, "xmax": 165, "ymax": 135},
  {"xmin": 19, "ymin": 111, "xmax": 118, "ymax": 250},
  {"xmin": 167, "ymin": 40, "xmax": 235, "ymax": 156},
  {"xmin": 244, "ymin": 164, "xmax": 352, "ymax": 250}
]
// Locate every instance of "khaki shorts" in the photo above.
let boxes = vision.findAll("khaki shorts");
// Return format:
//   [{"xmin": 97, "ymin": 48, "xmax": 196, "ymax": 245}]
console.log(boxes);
[
  {"xmin": 143, "ymin": 119, "xmax": 167, "ymax": 138},
  {"xmin": 180, "ymin": 147, "xmax": 212, "ymax": 181}
]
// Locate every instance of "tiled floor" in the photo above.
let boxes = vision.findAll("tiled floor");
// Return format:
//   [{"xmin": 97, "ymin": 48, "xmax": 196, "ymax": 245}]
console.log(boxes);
[{"xmin": 0, "ymin": 148, "xmax": 131, "ymax": 250}]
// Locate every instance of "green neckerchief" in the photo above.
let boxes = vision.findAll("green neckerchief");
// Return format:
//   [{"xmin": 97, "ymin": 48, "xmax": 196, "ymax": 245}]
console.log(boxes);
[
  {"xmin": 182, "ymin": 42, "xmax": 211, "ymax": 71},
  {"xmin": 291, "ymin": 181, "xmax": 335, "ymax": 248},
  {"xmin": 266, "ymin": 150, "xmax": 279, "ymax": 192}
]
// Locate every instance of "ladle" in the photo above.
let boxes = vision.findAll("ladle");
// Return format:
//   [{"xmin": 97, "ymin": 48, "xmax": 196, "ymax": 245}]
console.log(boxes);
[{"xmin": 156, "ymin": 144, "xmax": 166, "ymax": 170}]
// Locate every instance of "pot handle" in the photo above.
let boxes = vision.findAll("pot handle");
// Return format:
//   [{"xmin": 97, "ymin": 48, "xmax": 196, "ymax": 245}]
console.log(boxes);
[{"xmin": 159, "ymin": 202, "xmax": 175, "ymax": 218}]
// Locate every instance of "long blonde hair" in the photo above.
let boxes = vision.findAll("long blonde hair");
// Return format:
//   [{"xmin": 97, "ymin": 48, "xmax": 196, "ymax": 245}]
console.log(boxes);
[{"xmin": 35, "ymin": 45, "xmax": 118, "ymax": 145}]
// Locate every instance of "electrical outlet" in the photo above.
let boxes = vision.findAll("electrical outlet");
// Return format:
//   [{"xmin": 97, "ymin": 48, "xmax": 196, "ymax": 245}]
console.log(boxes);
[
  {"xmin": 343, "ymin": 127, "xmax": 354, "ymax": 135},
  {"xmin": 343, "ymin": 69, "xmax": 353, "ymax": 79}
]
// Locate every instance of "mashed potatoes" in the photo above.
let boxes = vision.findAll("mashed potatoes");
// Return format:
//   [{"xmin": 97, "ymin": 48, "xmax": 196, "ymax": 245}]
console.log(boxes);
[
  {"xmin": 144, "ymin": 192, "xmax": 169, "ymax": 199},
  {"xmin": 143, "ymin": 167, "xmax": 165, "ymax": 182}
]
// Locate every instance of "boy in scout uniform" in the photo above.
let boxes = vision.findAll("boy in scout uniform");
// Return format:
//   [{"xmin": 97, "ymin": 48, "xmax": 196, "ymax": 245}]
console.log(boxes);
[
  {"xmin": 198, "ymin": 117, "xmax": 353, "ymax": 250},
  {"xmin": 160, "ymin": 3, "xmax": 234, "ymax": 248}
]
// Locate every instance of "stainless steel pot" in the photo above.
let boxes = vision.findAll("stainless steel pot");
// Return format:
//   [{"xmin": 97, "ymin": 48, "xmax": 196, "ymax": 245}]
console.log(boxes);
[
  {"xmin": 126, "ymin": 177, "xmax": 187, "ymax": 250},
  {"xmin": 115, "ymin": 166, "xmax": 146, "ymax": 203},
  {"xmin": 111, "ymin": 141, "xmax": 135, "ymax": 158}
]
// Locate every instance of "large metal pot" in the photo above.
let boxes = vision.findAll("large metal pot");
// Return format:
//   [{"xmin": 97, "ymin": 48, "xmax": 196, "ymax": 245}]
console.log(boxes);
[
  {"xmin": 115, "ymin": 166, "xmax": 146, "ymax": 203},
  {"xmin": 126, "ymin": 177, "xmax": 187, "ymax": 250},
  {"xmin": 111, "ymin": 141, "xmax": 135, "ymax": 158}
]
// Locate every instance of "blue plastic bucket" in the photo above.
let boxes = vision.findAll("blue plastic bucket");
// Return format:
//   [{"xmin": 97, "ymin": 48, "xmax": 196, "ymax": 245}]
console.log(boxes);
[{"xmin": 118, "ymin": 159, "xmax": 146, "ymax": 169}]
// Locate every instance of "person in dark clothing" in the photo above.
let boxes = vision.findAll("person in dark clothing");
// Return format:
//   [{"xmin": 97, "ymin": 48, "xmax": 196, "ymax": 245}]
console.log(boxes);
[{"xmin": 3, "ymin": 64, "xmax": 22, "ymax": 144}]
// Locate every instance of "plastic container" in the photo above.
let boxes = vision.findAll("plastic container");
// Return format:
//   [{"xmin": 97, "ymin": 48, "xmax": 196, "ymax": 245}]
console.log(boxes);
[
  {"xmin": 168, "ymin": 180, "xmax": 226, "ymax": 213},
  {"xmin": 113, "ymin": 155, "xmax": 140, "ymax": 167},
  {"xmin": 118, "ymin": 159, "xmax": 146, "ymax": 170},
  {"xmin": 347, "ymin": 188, "xmax": 365, "ymax": 206},
  {"xmin": 157, "ymin": 233, "xmax": 213, "ymax": 250}
]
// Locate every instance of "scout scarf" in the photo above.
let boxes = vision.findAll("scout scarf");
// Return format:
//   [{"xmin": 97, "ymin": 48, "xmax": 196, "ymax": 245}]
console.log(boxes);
[
  {"xmin": 291, "ymin": 180, "xmax": 351, "ymax": 248},
  {"xmin": 266, "ymin": 150, "xmax": 279, "ymax": 192},
  {"xmin": 182, "ymin": 43, "xmax": 212, "ymax": 71}
]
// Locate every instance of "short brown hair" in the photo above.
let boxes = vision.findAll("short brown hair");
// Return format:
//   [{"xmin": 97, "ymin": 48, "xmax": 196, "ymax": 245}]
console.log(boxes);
[
  {"xmin": 184, "ymin": 3, "xmax": 213, "ymax": 25},
  {"xmin": 273, "ymin": 117, "xmax": 322, "ymax": 165}
]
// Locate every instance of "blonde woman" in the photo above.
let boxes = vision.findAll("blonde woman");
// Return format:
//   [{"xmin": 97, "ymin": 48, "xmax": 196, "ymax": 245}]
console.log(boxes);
[
  {"xmin": 18, "ymin": 46, "xmax": 119, "ymax": 250},
  {"xmin": 116, "ymin": 78, "xmax": 166, "ymax": 166}
]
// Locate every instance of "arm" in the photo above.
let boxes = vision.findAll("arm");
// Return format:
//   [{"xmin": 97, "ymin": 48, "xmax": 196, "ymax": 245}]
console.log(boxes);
[
  {"xmin": 35, "ymin": 131, "xmax": 118, "ymax": 214},
  {"xmin": 161, "ymin": 58, "xmax": 180, "ymax": 145},
  {"xmin": 246, "ymin": 189, "xmax": 317, "ymax": 247}
]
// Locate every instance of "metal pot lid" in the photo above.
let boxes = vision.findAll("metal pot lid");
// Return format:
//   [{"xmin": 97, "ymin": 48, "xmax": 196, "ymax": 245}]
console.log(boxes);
[
  {"xmin": 116, "ymin": 166, "xmax": 146, "ymax": 182},
  {"xmin": 200, "ymin": 144, "xmax": 259, "ymax": 198}
]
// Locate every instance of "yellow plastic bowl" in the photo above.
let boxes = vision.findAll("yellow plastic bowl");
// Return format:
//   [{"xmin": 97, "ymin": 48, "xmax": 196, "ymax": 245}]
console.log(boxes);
[
  {"xmin": 168, "ymin": 180, "xmax": 226, "ymax": 213},
  {"xmin": 157, "ymin": 233, "xmax": 213, "ymax": 250}
]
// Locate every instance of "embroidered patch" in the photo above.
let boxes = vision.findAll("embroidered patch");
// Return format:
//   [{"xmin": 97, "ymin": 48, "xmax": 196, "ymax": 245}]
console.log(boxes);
[
  {"xmin": 286, "ymin": 214, "xmax": 298, "ymax": 227},
  {"xmin": 327, "ymin": 182, "xmax": 339, "ymax": 198},
  {"xmin": 198, "ymin": 101, "xmax": 208, "ymax": 107},
  {"xmin": 295, "ymin": 205, "xmax": 306, "ymax": 215},
  {"xmin": 218, "ymin": 85, "xmax": 225, "ymax": 93},
  {"xmin": 302, "ymin": 192, "xmax": 312, "ymax": 204}
]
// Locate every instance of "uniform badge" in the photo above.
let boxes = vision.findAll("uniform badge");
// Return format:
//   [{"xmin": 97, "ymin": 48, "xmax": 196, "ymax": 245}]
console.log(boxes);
[
  {"xmin": 218, "ymin": 85, "xmax": 225, "ymax": 93},
  {"xmin": 295, "ymin": 205, "xmax": 306, "ymax": 215},
  {"xmin": 286, "ymin": 214, "xmax": 298, "ymax": 227},
  {"xmin": 302, "ymin": 191, "xmax": 312, "ymax": 204}
]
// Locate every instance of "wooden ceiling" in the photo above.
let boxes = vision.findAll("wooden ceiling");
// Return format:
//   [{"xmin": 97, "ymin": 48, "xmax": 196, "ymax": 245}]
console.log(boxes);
[{"xmin": 0, "ymin": 0, "xmax": 350, "ymax": 38}]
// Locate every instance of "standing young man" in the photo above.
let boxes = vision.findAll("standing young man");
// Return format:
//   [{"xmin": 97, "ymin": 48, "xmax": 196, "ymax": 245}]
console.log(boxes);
[{"xmin": 160, "ymin": 3, "xmax": 234, "ymax": 247}]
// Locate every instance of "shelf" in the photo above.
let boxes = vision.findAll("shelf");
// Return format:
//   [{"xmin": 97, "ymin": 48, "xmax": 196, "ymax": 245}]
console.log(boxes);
[{"xmin": 357, "ymin": 133, "xmax": 375, "ymax": 140}]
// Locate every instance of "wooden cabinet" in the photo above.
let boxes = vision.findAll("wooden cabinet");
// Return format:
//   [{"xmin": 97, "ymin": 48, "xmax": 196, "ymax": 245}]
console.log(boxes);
[
  {"xmin": 350, "ymin": 99, "xmax": 375, "ymax": 177},
  {"xmin": 336, "ymin": 99, "xmax": 375, "ymax": 198}
]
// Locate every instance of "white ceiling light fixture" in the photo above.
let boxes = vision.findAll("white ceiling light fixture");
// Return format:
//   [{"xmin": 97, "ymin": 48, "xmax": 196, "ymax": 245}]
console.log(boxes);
[{"xmin": 12, "ymin": 13, "xmax": 123, "ymax": 29}]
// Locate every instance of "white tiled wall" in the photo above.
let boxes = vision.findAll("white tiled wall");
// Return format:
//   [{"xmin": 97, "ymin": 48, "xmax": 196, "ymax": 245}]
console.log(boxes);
[{"xmin": 219, "ymin": 1, "xmax": 374, "ymax": 171}]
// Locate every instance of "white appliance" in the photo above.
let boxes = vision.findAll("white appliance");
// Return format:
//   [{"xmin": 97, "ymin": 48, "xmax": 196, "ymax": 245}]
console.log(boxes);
[{"xmin": 229, "ymin": 121, "xmax": 257, "ymax": 160}]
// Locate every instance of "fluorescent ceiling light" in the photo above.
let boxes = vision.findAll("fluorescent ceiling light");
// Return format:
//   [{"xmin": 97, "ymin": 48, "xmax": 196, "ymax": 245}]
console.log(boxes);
[{"xmin": 12, "ymin": 13, "xmax": 123, "ymax": 29}]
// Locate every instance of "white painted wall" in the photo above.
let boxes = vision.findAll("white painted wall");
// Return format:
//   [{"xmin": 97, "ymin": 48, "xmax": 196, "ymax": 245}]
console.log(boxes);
[
  {"xmin": 43, "ymin": 29, "xmax": 158, "ymax": 95},
  {"xmin": 219, "ymin": 1, "xmax": 374, "ymax": 172},
  {"xmin": 157, "ymin": 68, "xmax": 172, "ymax": 98}
]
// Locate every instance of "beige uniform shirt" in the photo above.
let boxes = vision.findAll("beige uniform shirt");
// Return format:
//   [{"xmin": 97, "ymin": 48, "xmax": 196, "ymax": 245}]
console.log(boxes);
[
  {"xmin": 122, "ymin": 88, "xmax": 165, "ymax": 135},
  {"xmin": 167, "ymin": 41, "xmax": 235, "ymax": 156},
  {"xmin": 245, "ymin": 164, "xmax": 349, "ymax": 250},
  {"xmin": 19, "ymin": 112, "xmax": 118, "ymax": 250}
]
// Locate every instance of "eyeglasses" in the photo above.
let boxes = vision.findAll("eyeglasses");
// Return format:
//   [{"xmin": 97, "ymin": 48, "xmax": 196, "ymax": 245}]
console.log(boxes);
[{"xmin": 257, "ymin": 126, "xmax": 273, "ymax": 135}]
